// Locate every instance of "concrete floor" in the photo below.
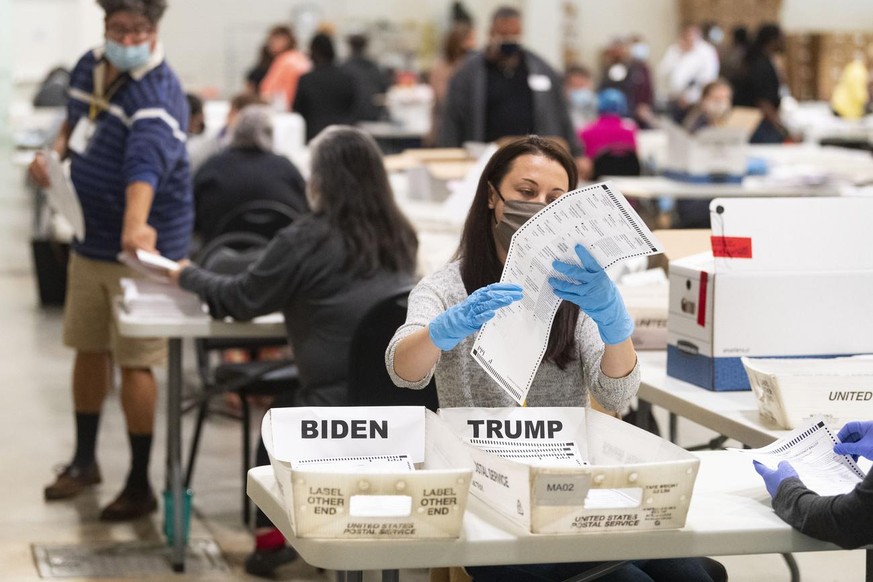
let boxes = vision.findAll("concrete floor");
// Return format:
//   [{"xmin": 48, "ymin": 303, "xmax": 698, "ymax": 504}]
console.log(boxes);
[{"xmin": 0, "ymin": 149, "xmax": 864, "ymax": 581}]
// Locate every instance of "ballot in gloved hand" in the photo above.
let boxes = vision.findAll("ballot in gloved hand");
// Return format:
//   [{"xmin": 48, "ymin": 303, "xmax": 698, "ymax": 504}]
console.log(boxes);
[
  {"xmin": 753, "ymin": 460, "xmax": 800, "ymax": 498},
  {"xmin": 549, "ymin": 244, "xmax": 634, "ymax": 345},
  {"xmin": 428, "ymin": 282, "xmax": 524, "ymax": 350},
  {"xmin": 833, "ymin": 421, "xmax": 873, "ymax": 462}
]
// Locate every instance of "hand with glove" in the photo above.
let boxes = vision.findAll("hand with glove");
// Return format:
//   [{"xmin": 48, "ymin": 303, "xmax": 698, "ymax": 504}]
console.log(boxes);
[
  {"xmin": 834, "ymin": 421, "xmax": 873, "ymax": 462},
  {"xmin": 428, "ymin": 282, "xmax": 524, "ymax": 350},
  {"xmin": 753, "ymin": 459, "xmax": 800, "ymax": 498},
  {"xmin": 548, "ymin": 244, "xmax": 634, "ymax": 345}
]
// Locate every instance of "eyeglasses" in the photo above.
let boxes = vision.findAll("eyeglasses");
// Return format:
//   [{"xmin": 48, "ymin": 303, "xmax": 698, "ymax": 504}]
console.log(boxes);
[{"xmin": 106, "ymin": 25, "xmax": 154, "ymax": 42}]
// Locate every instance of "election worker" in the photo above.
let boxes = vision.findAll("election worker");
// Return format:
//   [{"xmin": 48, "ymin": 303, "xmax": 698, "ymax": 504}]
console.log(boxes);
[
  {"xmin": 754, "ymin": 420, "xmax": 873, "ymax": 549},
  {"xmin": 171, "ymin": 125, "xmax": 418, "ymax": 576},
  {"xmin": 386, "ymin": 134, "xmax": 725, "ymax": 582}
]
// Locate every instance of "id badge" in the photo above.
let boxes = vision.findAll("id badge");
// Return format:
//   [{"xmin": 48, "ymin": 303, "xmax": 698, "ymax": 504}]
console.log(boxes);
[{"xmin": 68, "ymin": 117, "xmax": 95, "ymax": 155}]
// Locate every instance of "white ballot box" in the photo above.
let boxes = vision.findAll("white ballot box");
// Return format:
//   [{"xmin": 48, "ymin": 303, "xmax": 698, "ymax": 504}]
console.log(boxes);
[
  {"xmin": 262, "ymin": 406, "xmax": 472, "ymax": 539},
  {"xmin": 617, "ymin": 276, "xmax": 669, "ymax": 351},
  {"xmin": 432, "ymin": 407, "xmax": 699, "ymax": 534},
  {"xmin": 742, "ymin": 356, "xmax": 873, "ymax": 429},
  {"xmin": 667, "ymin": 197, "xmax": 873, "ymax": 391},
  {"xmin": 662, "ymin": 118, "xmax": 750, "ymax": 182}
]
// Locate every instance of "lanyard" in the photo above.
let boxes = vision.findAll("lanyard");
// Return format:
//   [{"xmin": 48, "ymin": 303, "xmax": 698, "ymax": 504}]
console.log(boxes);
[{"xmin": 89, "ymin": 60, "xmax": 128, "ymax": 121}]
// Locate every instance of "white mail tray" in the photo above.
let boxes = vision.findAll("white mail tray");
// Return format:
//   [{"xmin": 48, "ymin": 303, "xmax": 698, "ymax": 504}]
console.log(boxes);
[
  {"xmin": 433, "ymin": 407, "xmax": 699, "ymax": 534},
  {"xmin": 262, "ymin": 406, "xmax": 472, "ymax": 539}
]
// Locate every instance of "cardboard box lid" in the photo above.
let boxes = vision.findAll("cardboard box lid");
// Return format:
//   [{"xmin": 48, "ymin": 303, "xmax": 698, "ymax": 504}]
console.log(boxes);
[
  {"xmin": 709, "ymin": 197, "xmax": 873, "ymax": 272},
  {"xmin": 652, "ymin": 229, "xmax": 712, "ymax": 262}
]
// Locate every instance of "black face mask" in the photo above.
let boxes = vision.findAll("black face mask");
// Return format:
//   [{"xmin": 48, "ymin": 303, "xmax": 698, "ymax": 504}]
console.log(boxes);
[
  {"xmin": 491, "ymin": 185, "xmax": 546, "ymax": 252},
  {"xmin": 499, "ymin": 42, "xmax": 521, "ymax": 57}
]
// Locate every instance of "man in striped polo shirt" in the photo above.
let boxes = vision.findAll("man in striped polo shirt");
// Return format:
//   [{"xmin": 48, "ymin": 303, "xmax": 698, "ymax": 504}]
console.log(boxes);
[{"xmin": 28, "ymin": 0, "xmax": 193, "ymax": 521}]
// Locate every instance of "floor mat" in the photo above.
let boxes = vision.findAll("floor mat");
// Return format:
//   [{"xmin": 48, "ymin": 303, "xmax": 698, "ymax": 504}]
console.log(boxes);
[{"xmin": 32, "ymin": 538, "xmax": 229, "ymax": 578}]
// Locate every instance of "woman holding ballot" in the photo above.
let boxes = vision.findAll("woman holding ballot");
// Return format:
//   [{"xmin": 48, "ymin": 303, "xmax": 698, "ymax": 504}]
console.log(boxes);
[
  {"xmin": 754, "ymin": 420, "xmax": 873, "ymax": 549},
  {"xmin": 387, "ymin": 135, "xmax": 639, "ymax": 411},
  {"xmin": 387, "ymin": 135, "xmax": 723, "ymax": 581}
]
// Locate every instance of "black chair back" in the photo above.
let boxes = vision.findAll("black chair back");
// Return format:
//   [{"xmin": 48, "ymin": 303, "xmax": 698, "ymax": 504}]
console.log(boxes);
[
  {"xmin": 348, "ymin": 287, "xmax": 439, "ymax": 412},
  {"xmin": 212, "ymin": 200, "xmax": 298, "ymax": 241},
  {"xmin": 592, "ymin": 148, "xmax": 641, "ymax": 180},
  {"xmin": 194, "ymin": 232, "xmax": 277, "ymax": 353}
]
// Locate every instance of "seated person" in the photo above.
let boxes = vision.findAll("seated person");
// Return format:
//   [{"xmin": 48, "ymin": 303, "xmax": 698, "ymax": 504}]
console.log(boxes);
[
  {"xmin": 188, "ymin": 92, "xmax": 265, "ymax": 173},
  {"xmin": 682, "ymin": 78, "xmax": 733, "ymax": 133},
  {"xmin": 755, "ymin": 420, "xmax": 873, "ymax": 549},
  {"xmin": 172, "ymin": 125, "xmax": 419, "ymax": 577},
  {"xmin": 387, "ymin": 135, "xmax": 725, "ymax": 582},
  {"xmin": 578, "ymin": 88, "xmax": 638, "ymax": 160},
  {"xmin": 675, "ymin": 79, "xmax": 734, "ymax": 229},
  {"xmin": 193, "ymin": 104, "xmax": 308, "ymax": 242}
]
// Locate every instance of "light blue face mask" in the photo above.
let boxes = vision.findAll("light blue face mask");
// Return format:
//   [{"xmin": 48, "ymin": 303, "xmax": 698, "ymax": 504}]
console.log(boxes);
[
  {"xmin": 569, "ymin": 88, "xmax": 596, "ymax": 109},
  {"xmin": 105, "ymin": 39, "xmax": 151, "ymax": 71}
]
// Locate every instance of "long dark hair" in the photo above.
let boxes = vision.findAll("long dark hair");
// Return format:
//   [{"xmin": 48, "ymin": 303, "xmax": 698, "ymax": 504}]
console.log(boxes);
[
  {"xmin": 307, "ymin": 125, "xmax": 418, "ymax": 277},
  {"xmin": 457, "ymin": 136, "xmax": 580, "ymax": 369}
]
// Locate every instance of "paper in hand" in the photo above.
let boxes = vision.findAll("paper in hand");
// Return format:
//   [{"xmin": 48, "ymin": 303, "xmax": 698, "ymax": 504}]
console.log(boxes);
[
  {"xmin": 471, "ymin": 181, "xmax": 663, "ymax": 405},
  {"xmin": 42, "ymin": 150, "xmax": 86, "ymax": 241},
  {"xmin": 118, "ymin": 249, "xmax": 180, "ymax": 283}
]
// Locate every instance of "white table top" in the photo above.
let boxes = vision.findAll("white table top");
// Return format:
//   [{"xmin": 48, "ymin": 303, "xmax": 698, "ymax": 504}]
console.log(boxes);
[
  {"xmin": 606, "ymin": 175, "xmax": 842, "ymax": 200},
  {"xmin": 114, "ymin": 298, "xmax": 286, "ymax": 339},
  {"xmin": 637, "ymin": 351, "xmax": 788, "ymax": 448},
  {"xmin": 247, "ymin": 451, "xmax": 842, "ymax": 571}
]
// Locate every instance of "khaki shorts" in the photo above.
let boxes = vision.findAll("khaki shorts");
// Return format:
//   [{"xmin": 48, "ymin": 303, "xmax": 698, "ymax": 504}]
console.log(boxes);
[{"xmin": 63, "ymin": 252, "xmax": 167, "ymax": 368}]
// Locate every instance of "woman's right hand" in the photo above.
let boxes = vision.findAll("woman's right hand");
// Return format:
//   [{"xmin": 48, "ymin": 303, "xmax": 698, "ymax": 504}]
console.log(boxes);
[
  {"xmin": 28, "ymin": 152, "xmax": 51, "ymax": 189},
  {"xmin": 428, "ymin": 282, "xmax": 523, "ymax": 350}
]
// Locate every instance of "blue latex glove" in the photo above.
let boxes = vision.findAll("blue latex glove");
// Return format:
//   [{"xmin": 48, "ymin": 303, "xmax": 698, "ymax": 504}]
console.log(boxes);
[
  {"xmin": 753, "ymin": 460, "xmax": 799, "ymax": 498},
  {"xmin": 834, "ymin": 421, "xmax": 873, "ymax": 462},
  {"xmin": 548, "ymin": 244, "xmax": 634, "ymax": 345},
  {"xmin": 428, "ymin": 282, "xmax": 524, "ymax": 351}
]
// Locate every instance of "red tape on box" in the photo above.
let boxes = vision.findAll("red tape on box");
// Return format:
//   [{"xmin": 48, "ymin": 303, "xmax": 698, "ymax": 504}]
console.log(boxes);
[
  {"xmin": 711, "ymin": 236, "xmax": 752, "ymax": 258},
  {"xmin": 697, "ymin": 271, "xmax": 708, "ymax": 327}
]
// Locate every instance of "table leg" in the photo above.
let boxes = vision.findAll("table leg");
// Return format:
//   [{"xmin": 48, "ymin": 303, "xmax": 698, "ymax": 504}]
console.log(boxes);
[
  {"xmin": 635, "ymin": 400, "xmax": 653, "ymax": 432},
  {"xmin": 864, "ymin": 550, "xmax": 873, "ymax": 582},
  {"xmin": 167, "ymin": 338, "xmax": 185, "ymax": 572},
  {"xmin": 382, "ymin": 570, "xmax": 400, "ymax": 582}
]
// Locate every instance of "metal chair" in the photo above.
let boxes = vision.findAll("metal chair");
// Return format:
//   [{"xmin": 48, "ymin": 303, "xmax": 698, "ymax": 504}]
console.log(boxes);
[
  {"xmin": 184, "ymin": 231, "xmax": 299, "ymax": 524},
  {"xmin": 211, "ymin": 199, "xmax": 299, "ymax": 242}
]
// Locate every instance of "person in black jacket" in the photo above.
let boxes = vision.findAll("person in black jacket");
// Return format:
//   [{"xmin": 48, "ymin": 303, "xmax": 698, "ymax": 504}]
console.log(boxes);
[
  {"xmin": 732, "ymin": 24, "xmax": 789, "ymax": 144},
  {"xmin": 341, "ymin": 33, "xmax": 389, "ymax": 122},
  {"xmin": 293, "ymin": 33, "xmax": 356, "ymax": 142},
  {"xmin": 755, "ymin": 420, "xmax": 873, "ymax": 549},
  {"xmin": 192, "ymin": 104, "xmax": 307, "ymax": 242},
  {"xmin": 171, "ymin": 126, "xmax": 418, "ymax": 576}
]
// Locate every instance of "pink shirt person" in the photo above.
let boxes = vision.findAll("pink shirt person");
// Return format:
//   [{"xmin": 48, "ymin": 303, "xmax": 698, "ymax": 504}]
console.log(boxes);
[{"xmin": 578, "ymin": 88, "xmax": 638, "ymax": 159}]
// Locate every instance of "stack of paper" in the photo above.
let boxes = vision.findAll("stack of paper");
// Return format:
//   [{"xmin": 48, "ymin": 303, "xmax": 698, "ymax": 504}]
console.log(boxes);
[
  {"xmin": 120, "ymin": 278, "xmax": 205, "ymax": 318},
  {"xmin": 731, "ymin": 418, "xmax": 865, "ymax": 497}
]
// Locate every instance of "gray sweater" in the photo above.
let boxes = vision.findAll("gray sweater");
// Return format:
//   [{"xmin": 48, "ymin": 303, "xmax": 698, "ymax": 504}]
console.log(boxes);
[
  {"xmin": 180, "ymin": 217, "xmax": 414, "ymax": 406},
  {"xmin": 385, "ymin": 261, "xmax": 639, "ymax": 410},
  {"xmin": 773, "ymin": 472, "xmax": 873, "ymax": 549}
]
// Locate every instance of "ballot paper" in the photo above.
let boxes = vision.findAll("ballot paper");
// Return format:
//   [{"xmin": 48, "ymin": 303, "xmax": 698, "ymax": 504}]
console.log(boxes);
[
  {"xmin": 730, "ymin": 417, "xmax": 866, "ymax": 497},
  {"xmin": 43, "ymin": 149, "xmax": 86, "ymax": 241},
  {"xmin": 119, "ymin": 278, "xmax": 205, "ymax": 318},
  {"xmin": 291, "ymin": 455, "xmax": 415, "ymax": 472},
  {"xmin": 117, "ymin": 249, "xmax": 180, "ymax": 282},
  {"xmin": 465, "ymin": 438, "xmax": 587, "ymax": 467},
  {"xmin": 471, "ymin": 181, "xmax": 664, "ymax": 404}
]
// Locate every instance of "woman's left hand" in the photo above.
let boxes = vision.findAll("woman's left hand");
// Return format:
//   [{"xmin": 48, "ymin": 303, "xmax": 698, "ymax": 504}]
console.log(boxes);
[{"xmin": 548, "ymin": 244, "xmax": 634, "ymax": 345}]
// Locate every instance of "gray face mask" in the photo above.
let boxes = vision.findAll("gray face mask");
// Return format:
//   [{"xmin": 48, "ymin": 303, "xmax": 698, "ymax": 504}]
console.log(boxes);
[{"xmin": 492, "ymin": 195, "xmax": 546, "ymax": 252}]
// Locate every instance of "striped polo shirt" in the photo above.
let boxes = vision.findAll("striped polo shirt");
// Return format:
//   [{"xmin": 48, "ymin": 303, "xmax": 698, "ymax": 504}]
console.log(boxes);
[{"xmin": 66, "ymin": 43, "xmax": 193, "ymax": 261}]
